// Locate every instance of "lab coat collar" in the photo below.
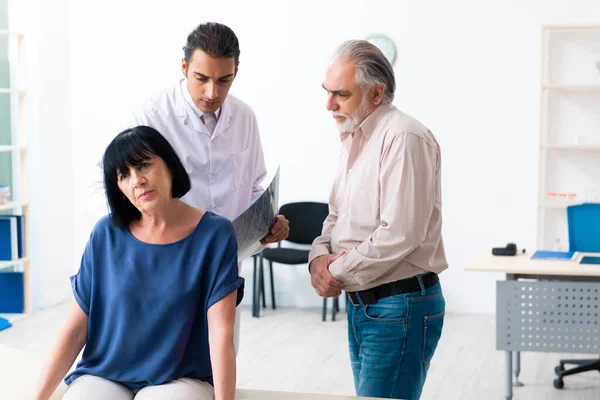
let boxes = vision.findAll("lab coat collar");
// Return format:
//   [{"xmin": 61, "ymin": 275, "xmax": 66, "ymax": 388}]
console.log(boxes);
[{"xmin": 175, "ymin": 78, "xmax": 233, "ymax": 138}]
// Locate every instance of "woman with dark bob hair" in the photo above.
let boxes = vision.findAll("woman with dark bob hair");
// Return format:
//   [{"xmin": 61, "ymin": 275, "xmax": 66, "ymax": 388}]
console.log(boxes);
[{"xmin": 34, "ymin": 126, "xmax": 243, "ymax": 400}]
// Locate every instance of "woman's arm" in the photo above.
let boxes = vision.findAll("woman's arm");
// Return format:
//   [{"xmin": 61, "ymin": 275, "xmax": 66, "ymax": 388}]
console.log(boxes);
[
  {"xmin": 33, "ymin": 298, "xmax": 88, "ymax": 400},
  {"xmin": 207, "ymin": 290, "xmax": 238, "ymax": 400}
]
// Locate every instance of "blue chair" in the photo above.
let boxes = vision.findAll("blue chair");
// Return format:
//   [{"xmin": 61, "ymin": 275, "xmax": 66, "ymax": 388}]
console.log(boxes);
[{"xmin": 553, "ymin": 203, "xmax": 600, "ymax": 389}]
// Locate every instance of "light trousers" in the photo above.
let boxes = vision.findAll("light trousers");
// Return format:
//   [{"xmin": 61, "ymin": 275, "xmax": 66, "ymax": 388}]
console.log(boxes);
[{"xmin": 63, "ymin": 375, "xmax": 214, "ymax": 400}]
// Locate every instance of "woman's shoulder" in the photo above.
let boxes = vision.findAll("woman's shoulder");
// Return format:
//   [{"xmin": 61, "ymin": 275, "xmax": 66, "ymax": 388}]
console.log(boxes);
[
  {"xmin": 94, "ymin": 214, "xmax": 120, "ymax": 231},
  {"xmin": 202, "ymin": 212, "xmax": 235, "ymax": 236},
  {"xmin": 89, "ymin": 214, "xmax": 124, "ymax": 242},
  {"xmin": 182, "ymin": 205, "xmax": 233, "ymax": 237}
]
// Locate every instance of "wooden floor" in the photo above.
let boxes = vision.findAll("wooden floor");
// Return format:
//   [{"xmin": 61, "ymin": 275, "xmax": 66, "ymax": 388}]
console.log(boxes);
[{"xmin": 1, "ymin": 303, "xmax": 599, "ymax": 399}]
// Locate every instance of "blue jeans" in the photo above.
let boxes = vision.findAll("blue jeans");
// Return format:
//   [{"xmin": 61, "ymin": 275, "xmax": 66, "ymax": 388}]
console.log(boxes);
[{"xmin": 347, "ymin": 279, "xmax": 445, "ymax": 400}]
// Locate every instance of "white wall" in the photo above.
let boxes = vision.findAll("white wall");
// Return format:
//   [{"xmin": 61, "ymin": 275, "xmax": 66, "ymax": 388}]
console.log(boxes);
[
  {"xmin": 9, "ymin": 0, "xmax": 74, "ymax": 309},
  {"xmin": 17, "ymin": 0, "xmax": 599, "ymax": 313}
]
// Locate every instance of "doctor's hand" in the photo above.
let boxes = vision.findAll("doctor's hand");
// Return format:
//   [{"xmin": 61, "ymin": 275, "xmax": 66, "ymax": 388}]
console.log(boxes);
[
  {"xmin": 309, "ymin": 253, "xmax": 345, "ymax": 298},
  {"xmin": 260, "ymin": 214, "xmax": 289, "ymax": 244}
]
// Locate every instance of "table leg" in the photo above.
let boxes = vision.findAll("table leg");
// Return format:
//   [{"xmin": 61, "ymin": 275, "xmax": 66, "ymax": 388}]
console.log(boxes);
[
  {"xmin": 505, "ymin": 351, "xmax": 513, "ymax": 400},
  {"xmin": 513, "ymin": 351, "xmax": 524, "ymax": 386},
  {"xmin": 252, "ymin": 256, "xmax": 259, "ymax": 318}
]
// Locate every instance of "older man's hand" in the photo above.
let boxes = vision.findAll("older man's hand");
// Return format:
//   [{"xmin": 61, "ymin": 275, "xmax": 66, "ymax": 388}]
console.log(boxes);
[
  {"xmin": 309, "ymin": 253, "xmax": 345, "ymax": 298},
  {"xmin": 260, "ymin": 214, "xmax": 290, "ymax": 245}
]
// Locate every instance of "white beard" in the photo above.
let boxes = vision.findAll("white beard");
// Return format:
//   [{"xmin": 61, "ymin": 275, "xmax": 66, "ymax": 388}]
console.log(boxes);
[
  {"xmin": 332, "ymin": 97, "xmax": 371, "ymax": 134},
  {"xmin": 332, "ymin": 113, "xmax": 356, "ymax": 133}
]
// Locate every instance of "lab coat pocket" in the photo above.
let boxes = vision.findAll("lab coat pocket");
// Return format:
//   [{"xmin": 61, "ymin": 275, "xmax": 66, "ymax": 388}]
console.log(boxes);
[{"xmin": 233, "ymin": 148, "xmax": 251, "ymax": 190}]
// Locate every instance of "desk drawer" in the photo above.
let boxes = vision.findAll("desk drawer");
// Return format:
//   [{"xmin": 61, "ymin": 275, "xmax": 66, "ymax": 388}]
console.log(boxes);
[{"xmin": 497, "ymin": 280, "xmax": 600, "ymax": 353}]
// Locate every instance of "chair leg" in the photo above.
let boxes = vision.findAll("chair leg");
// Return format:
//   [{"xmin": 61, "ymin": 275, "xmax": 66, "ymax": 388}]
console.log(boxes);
[
  {"xmin": 322, "ymin": 298, "xmax": 327, "ymax": 321},
  {"xmin": 558, "ymin": 361, "xmax": 600, "ymax": 378},
  {"xmin": 252, "ymin": 256, "xmax": 259, "ymax": 318},
  {"xmin": 269, "ymin": 260, "xmax": 276, "ymax": 310},
  {"xmin": 259, "ymin": 255, "xmax": 266, "ymax": 309},
  {"xmin": 332, "ymin": 298, "xmax": 339, "ymax": 321},
  {"xmin": 560, "ymin": 358, "xmax": 600, "ymax": 367}
]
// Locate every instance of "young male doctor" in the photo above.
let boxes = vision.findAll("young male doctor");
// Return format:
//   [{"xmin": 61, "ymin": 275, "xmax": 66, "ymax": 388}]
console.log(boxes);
[{"xmin": 111, "ymin": 22, "xmax": 288, "ymax": 351}]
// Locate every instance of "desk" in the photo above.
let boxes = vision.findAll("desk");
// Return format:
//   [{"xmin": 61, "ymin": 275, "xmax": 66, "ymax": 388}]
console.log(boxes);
[{"xmin": 466, "ymin": 251, "xmax": 600, "ymax": 400}]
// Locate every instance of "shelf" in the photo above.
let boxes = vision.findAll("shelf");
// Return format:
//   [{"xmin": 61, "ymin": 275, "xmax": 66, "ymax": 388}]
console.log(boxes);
[
  {"xmin": 0, "ymin": 145, "xmax": 27, "ymax": 153},
  {"xmin": 0, "ymin": 202, "xmax": 28, "ymax": 211},
  {"xmin": 0, "ymin": 313, "xmax": 31, "ymax": 323},
  {"xmin": 0, "ymin": 30, "xmax": 24, "ymax": 38},
  {"xmin": 0, "ymin": 89, "xmax": 26, "ymax": 95},
  {"xmin": 543, "ymin": 85, "xmax": 600, "ymax": 92},
  {"xmin": 539, "ymin": 201, "xmax": 582, "ymax": 209},
  {"xmin": 543, "ymin": 25, "xmax": 600, "ymax": 31},
  {"xmin": 0, "ymin": 257, "xmax": 29, "ymax": 271},
  {"xmin": 543, "ymin": 144, "xmax": 600, "ymax": 151}
]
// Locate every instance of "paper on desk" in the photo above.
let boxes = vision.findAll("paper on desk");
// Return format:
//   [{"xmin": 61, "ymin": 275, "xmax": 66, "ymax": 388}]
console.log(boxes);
[
  {"xmin": 232, "ymin": 168, "xmax": 280, "ymax": 260},
  {"xmin": 530, "ymin": 250, "xmax": 578, "ymax": 260}
]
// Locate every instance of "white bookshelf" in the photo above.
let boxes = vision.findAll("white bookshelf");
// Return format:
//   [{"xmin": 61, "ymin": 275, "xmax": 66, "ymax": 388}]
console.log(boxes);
[
  {"xmin": 537, "ymin": 25, "xmax": 600, "ymax": 250},
  {"xmin": 0, "ymin": 30, "xmax": 31, "ymax": 318}
]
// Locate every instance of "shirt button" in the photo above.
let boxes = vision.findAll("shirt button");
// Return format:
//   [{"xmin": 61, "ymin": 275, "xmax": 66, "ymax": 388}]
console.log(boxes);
[{"xmin": 349, "ymin": 168, "xmax": 353, "ymax": 173}]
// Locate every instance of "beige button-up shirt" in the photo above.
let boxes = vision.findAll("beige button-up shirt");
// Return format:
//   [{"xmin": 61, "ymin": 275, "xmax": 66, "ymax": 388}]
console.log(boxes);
[{"xmin": 308, "ymin": 103, "xmax": 448, "ymax": 292}]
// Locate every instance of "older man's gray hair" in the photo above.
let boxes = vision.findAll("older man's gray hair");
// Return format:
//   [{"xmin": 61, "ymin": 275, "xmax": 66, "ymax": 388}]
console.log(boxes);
[{"xmin": 333, "ymin": 40, "xmax": 396, "ymax": 105}]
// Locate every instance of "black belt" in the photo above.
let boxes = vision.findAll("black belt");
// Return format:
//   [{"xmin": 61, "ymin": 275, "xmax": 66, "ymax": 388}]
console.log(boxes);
[{"xmin": 347, "ymin": 272, "xmax": 439, "ymax": 305}]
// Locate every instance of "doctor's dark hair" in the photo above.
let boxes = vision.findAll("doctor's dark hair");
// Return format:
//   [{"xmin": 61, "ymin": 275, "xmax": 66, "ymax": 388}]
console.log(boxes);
[
  {"xmin": 183, "ymin": 22, "xmax": 241, "ymax": 66},
  {"xmin": 102, "ymin": 126, "xmax": 191, "ymax": 228}
]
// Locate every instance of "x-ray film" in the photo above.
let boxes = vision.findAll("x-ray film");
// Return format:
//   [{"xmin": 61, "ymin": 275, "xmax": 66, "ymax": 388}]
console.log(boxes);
[{"xmin": 232, "ymin": 168, "xmax": 280, "ymax": 260}]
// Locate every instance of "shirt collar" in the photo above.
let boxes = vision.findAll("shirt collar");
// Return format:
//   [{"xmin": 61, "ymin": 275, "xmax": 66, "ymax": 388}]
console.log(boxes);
[
  {"xmin": 338, "ymin": 103, "xmax": 394, "ymax": 151},
  {"xmin": 356, "ymin": 102, "xmax": 394, "ymax": 140}
]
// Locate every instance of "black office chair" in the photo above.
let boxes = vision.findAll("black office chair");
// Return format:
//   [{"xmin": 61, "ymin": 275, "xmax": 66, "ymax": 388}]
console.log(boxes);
[
  {"xmin": 553, "ymin": 203, "xmax": 600, "ymax": 389},
  {"xmin": 252, "ymin": 202, "xmax": 342, "ymax": 321}
]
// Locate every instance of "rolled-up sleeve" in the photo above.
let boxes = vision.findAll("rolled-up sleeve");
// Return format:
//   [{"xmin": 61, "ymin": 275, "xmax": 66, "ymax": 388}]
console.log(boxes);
[
  {"xmin": 70, "ymin": 239, "xmax": 95, "ymax": 315},
  {"xmin": 328, "ymin": 132, "xmax": 437, "ymax": 286},
  {"xmin": 207, "ymin": 224, "xmax": 245, "ymax": 309}
]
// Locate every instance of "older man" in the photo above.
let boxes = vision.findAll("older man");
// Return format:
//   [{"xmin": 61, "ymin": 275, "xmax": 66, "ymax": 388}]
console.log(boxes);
[{"xmin": 308, "ymin": 40, "xmax": 448, "ymax": 400}]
